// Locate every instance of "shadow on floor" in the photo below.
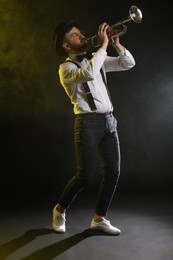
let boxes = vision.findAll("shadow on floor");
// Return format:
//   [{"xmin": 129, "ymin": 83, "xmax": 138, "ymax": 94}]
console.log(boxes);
[{"xmin": 0, "ymin": 228, "xmax": 118, "ymax": 260}]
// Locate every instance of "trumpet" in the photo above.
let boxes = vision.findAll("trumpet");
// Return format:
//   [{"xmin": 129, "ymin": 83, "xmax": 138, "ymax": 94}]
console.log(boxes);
[{"xmin": 87, "ymin": 5, "xmax": 143, "ymax": 48}]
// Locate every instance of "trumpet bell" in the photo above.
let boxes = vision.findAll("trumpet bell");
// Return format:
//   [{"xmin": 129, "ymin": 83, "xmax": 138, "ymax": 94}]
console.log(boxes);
[{"xmin": 129, "ymin": 5, "xmax": 143, "ymax": 23}]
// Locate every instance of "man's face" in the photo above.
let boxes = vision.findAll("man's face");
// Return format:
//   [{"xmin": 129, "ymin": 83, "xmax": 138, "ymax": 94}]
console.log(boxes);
[{"xmin": 63, "ymin": 27, "xmax": 89, "ymax": 53}]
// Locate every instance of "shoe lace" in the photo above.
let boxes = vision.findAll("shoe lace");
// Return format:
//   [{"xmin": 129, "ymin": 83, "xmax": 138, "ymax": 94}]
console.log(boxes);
[
  {"xmin": 102, "ymin": 218, "xmax": 111, "ymax": 225},
  {"xmin": 56, "ymin": 213, "xmax": 66, "ymax": 225}
]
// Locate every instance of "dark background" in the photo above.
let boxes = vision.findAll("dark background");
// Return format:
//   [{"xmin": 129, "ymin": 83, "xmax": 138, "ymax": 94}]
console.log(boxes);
[{"xmin": 0, "ymin": 0, "xmax": 173, "ymax": 207}]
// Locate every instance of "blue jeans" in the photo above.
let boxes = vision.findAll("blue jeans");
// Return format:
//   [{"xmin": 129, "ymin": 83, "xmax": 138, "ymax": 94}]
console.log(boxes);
[{"xmin": 58, "ymin": 112, "xmax": 121, "ymax": 216}]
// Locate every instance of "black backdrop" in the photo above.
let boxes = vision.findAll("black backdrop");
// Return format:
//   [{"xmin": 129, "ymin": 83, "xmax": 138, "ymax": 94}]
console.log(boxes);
[{"xmin": 1, "ymin": 0, "xmax": 173, "ymax": 205}]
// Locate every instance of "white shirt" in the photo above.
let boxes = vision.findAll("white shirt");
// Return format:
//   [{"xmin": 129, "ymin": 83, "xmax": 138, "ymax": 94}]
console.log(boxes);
[{"xmin": 59, "ymin": 48, "xmax": 135, "ymax": 114}]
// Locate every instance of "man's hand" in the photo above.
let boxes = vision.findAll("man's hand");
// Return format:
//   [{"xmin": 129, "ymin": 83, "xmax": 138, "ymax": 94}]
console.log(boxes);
[
  {"xmin": 97, "ymin": 22, "xmax": 109, "ymax": 51},
  {"xmin": 107, "ymin": 27, "xmax": 125, "ymax": 53}
]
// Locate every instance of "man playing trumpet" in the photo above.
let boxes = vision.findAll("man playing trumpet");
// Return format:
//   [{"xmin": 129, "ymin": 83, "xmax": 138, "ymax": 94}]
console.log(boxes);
[{"xmin": 52, "ymin": 20, "xmax": 135, "ymax": 234}]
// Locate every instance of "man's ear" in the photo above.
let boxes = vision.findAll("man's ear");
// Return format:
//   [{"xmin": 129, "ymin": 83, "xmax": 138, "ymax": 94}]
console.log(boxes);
[{"xmin": 62, "ymin": 42, "xmax": 71, "ymax": 52}]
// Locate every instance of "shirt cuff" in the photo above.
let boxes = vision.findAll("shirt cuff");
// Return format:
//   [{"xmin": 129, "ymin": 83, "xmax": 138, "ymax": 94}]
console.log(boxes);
[
  {"xmin": 98, "ymin": 48, "xmax": 107, "ymax": 56},
  {"xmin": 119, "ymin": 48, "xmax": 127, "ymax": 56}
]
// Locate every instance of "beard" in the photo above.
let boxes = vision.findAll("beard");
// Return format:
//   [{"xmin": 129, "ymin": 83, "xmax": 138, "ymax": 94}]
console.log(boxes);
[{"xmin": 69, "ymin": 39, "xmax": 89, "ymax": 53}]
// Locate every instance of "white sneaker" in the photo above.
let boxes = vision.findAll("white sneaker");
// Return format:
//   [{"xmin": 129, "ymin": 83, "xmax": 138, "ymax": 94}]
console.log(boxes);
[
  {"xmin": 91, "ymin": 218, "xmax": 121, "ymax": 235},
  {"xmin": 52, "ymin": 207, "xmax": 66, "ymax": 233}
]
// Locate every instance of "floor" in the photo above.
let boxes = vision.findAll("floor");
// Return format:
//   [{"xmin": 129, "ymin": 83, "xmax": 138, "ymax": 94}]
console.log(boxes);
[{"xmin": 0, "ymin": 190, "xmax": 173, "ymax": 260}]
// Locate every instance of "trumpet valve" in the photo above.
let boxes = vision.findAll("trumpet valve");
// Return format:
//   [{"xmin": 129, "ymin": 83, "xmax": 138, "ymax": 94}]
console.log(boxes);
[{"xmin": 108, "ymin": 24, "xmax": 127, "ymax": 41}]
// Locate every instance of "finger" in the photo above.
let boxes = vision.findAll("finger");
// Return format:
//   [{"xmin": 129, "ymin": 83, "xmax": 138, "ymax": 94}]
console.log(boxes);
[{"xmin": 99, "ymin": 22, "xmax": 107, "ymax": 32}]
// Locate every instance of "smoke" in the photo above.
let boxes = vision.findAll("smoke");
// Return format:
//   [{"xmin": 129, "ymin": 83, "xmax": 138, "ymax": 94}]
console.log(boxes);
[{"xmin": 0, "ymin": 0, "xmax": 64, "ymax": 120}]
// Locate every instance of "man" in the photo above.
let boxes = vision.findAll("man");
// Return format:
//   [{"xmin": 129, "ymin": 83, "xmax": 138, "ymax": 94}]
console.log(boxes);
[{"xmin": 52, "ymin": 20, "xmax": 135, "ymax": 234}]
